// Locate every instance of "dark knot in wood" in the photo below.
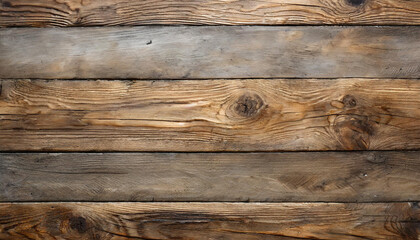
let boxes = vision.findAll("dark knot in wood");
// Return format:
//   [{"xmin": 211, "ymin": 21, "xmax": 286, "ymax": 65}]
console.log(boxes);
[
  {"xmin": 342, "ymin": 95, "xmax": 357, "ymax": 108},
  {"xmin": 233, "ymin": 93, "xmax": 264, "ymax": 117},
  {"xmin": 69, "ymin": 216, "xmax": 88, "ymax": 233},
  {"xmin": 346, "ymin": 0, "xmax": 365, "ymax": 6}
]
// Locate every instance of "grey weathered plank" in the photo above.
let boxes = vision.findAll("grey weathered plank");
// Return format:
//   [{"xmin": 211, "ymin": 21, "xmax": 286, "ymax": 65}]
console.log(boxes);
[
  {"xmin": 1, "ymin": 202, "xmax": 419, "ymax": 239},
  {"xmin": 0, "ymin": 26, "xmax": 419, "ymax": 79},
  {"xmin": 1, "ymin": 151, "xmax": 420, "ymax": 202},
  {"xmin": 1, "ymin": 0, "xmax": 420, "ymax": 27},
  {"xmin": 1, "ymin": 79, "xmax": 419, "ymax": 151}
]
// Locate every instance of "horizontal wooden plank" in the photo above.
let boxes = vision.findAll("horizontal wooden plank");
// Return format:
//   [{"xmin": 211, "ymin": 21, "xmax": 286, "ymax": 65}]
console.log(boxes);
[
  {"xmin": 1, "ymin": 26, "xmax": 419, "ymax": 79},
  {"xmin": 1, "ymin": 79, "xmax": 419, "ymax": 151},
  {"xmin": 1, "ymin": 202, "xmax": 419, "ymax": 239},
  {"xmin": 1, "ymin": 151, "xmax": 419, "ymax": 202},
  {"xmin": 1, "ymin": 0, "xmax": 420, "ymax": 27}
]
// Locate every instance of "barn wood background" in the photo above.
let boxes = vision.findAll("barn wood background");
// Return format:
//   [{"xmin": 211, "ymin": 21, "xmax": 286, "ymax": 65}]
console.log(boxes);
[{"xmin": 1, "ymin": 0, "xmax": 420, "ymax": 239}]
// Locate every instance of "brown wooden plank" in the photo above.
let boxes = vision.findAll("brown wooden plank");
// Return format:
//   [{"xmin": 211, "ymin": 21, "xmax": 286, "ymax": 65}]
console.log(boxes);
[
  {"xmin": 1, "ymin": 202, "xmax": 419, "ymax": 239},
  {"xmin": 1, "ymin": 26, "xmax": 419, "ymax": 79},
  {"xmin": 1, "ymin": 151, "xmax": 420, "ymax": 202},
  {"xmin": 1, "ymin": 0, "xmax": 420, "ymax": 27},
  {"xmin": 1, "ymin": 79, "xmax": 419, "ymax": 151}
]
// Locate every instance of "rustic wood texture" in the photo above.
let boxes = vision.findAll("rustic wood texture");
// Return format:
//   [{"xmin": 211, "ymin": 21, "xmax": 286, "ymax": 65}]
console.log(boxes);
[
  {"xmin": 1, "ymin": 151, "xmax": 420, "ymax": 202},
  {"xmin": 1, "ymin": 202, "xmax": 420, "ymax": 239},
  {"xmin": 1, "ymin": 79, "xmax": 419, "ymax": 151},
  {"xmin": 1, "ymin": 26, "xmax": 419, "ymax": 79},
  {"xmin": 1, "ymin": 0, "xmax": 420, "ymax": 27}
]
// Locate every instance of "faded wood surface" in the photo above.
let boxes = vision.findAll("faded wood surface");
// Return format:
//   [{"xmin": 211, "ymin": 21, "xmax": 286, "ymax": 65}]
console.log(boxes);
[
  {"xmin": 1, "ymin": 26, "xmax": 419, "ymax": 79},
  {"xmin": 1, "ymin": 0, "xmax": 420, "ymax": 27},
  {"xmin": 1, "ymin": 151, "xmax": 420, "ymax": 202},
  {"xmin": 1, "ymin": 202, "xmax": 419, "ymax": 239},
  {"xmin": 0, "ymin": 79, "xmax": 419, "ymax": 151}
]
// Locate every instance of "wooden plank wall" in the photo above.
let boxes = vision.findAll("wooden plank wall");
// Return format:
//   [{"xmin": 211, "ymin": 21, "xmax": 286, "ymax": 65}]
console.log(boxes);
[{"xmin": 1, "ymin": 1, "xmax": 420, "ymax": 239}]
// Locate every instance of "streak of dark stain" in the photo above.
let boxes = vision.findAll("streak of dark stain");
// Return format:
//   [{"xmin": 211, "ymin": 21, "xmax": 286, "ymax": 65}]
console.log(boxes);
[
  {"xmin": 384, "ymin": 204, "xmax": 420, "ymax": 240},
  {"xmin": 99, "ymin": 5, "xmax": 112, "ymax": 11},
  {"xmin": 333, "ymin": 115, "xmax": 374, "ymax": 150},
  {"xmin": 45, "ymin": 207, "xmax": 72, "ymax": 235},
  {"xmin": 2, "ymin": 1, "xmax": 12, "ymax": 7},
  {"xmin": 346, "ymin": 0, "xmax": 365, "ymax": 6},
  {"xmin": 137, "ymin": 211, "xmax": 225, "ymax": 223},
  {"xmin": 342, "ymin": 95, "xmax": 357, "ymax": 108},
  {"xmin": 234, "ymin": 93, "xmax": 265, "ymax": 117},
  {"xmin": 135, "ymin": 211, "xmax": 241, "ymax": 237},
  {"xmin": 70, "ymin": 216, "xmax": 88, "ymax": 233},
  {"xmin": 396, "ymin": 219, "xmax": 420, "ymax": 240}
]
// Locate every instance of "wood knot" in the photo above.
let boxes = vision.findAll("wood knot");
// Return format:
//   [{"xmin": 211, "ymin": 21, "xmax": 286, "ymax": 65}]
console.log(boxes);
[
  {"xmin": 342, "ymin": 95, "xmax": 357, "ymax": 108},
  {"xmin": 69, "ymin": 216, "xmax": 88, "ymax": 233},
  {"xmin": 233, "ymin": 93, "xmax": 264, "ymax": 117},
  {"xmin": 346, "ymin": 0, "xmax": 365, "ymax": 6},
  {"xmin": 332, "ymin": 115, "xmax": 374, "ymax": 150}
]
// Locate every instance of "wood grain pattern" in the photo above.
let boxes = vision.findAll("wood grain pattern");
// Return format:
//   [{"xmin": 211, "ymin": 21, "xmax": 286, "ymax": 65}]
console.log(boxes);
[
  {"xmin": 1, "ymin": 26, "xmax": 419, "ymax": 79},
  {"xmin": 1, "ymin": 151, "xmax": 420, "ymax": 202},
  {"xmin": 1, "ymin": 202, "xmax": 420, "ymax": 239},
  {"xmin": 1, "ymin": 79, "xmax": 420, "ymax": 151},
  {"xmin": 1, "ymin": 0, "xmax": 420, "ymax": 27}
]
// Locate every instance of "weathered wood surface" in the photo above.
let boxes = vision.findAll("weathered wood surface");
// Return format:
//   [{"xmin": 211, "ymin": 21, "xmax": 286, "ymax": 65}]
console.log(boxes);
[
  {"xmin": 1, "ymin": 26, "xmax": 419, "ymax": 79},
  {"xmin": 1, "ymin": 0, "xmax": 420, "ymax": 27},
  {"xmin": 1, "ymin": 202, "xmax": 419, "ymax": 239},
  {"xmin": 1, "ymin": 151, "xmax": 420, "ymax": 202},
  {"xmin": 1, "ymin": 79, "xmax": 419, "ymax": 151}
]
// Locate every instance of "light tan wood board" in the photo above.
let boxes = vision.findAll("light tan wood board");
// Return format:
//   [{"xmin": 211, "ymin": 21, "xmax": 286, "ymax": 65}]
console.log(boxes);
[
  {"xmin": 1, "ymin": 0, "xmax": 420, "ymax": 27},
  {"xmin": 0, "ymin": 79, "xmax": 419, "ymax": 151},
  {"xmin": 1, "ymin": 26, "xmax": 419, "ymax": 79}
]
